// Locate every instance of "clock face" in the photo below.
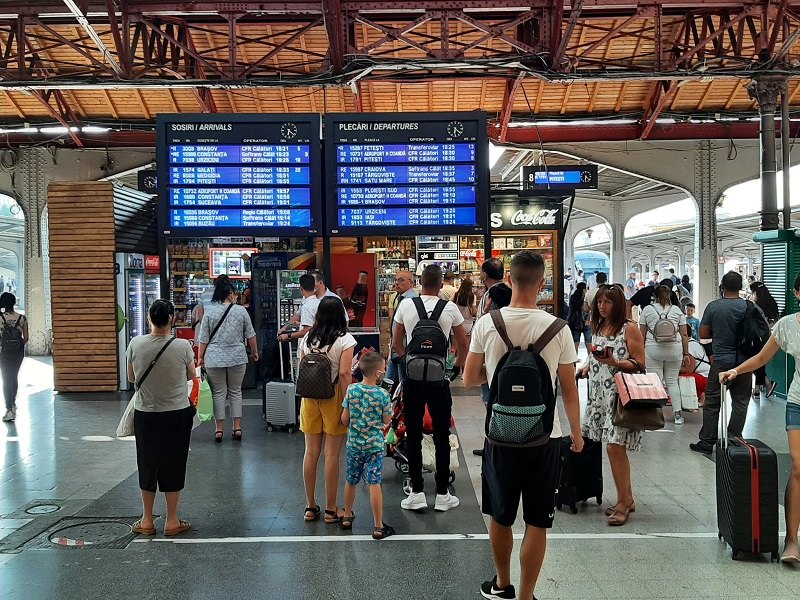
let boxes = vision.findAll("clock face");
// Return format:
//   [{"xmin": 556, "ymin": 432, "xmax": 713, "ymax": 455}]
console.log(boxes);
[
  {"xmin": 281, "ymin": 123, "xmax": 298, "ymax": 139},
  {"xmin": 447, "ymin": 121, "xmax": 464, "ymax": 138},
  {"xmin": 580, "ymin": 170, "xmax": 593, "ymax": 183}
]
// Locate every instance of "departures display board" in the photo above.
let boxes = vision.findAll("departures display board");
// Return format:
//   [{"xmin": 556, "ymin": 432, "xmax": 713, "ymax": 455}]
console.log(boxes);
[
  {"xmin": 157, "ymin": 114, "xmax": 322, "ymax": 237},
  {"xmin": 325, "ymin": 112, "xmax": 488, "ymax": 236}
]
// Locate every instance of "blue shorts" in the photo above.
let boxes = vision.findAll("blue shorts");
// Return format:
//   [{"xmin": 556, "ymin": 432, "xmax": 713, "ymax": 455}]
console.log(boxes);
[
  {"xmin": 571, "ymin": 326, "xmax": 592, "ymax": 345},
  {"xmin": 346, "ymin": 448, "xmax": 384, "ymax": 485},
  {"xmin": 787, "ymin": 402, "xmax": 800, "ymax": 431}
]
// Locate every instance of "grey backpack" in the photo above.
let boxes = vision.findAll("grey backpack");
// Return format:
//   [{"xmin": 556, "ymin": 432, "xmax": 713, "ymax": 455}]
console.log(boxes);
[{"xmin": 649, "ymin": 307, "xmax": 678, "ymax": 343}]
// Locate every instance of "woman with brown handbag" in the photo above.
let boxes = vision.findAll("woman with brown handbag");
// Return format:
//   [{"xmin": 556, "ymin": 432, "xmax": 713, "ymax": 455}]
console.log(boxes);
[{"xmin": 578, "ymin": 284, "xmax": 646, "ymax": 526}]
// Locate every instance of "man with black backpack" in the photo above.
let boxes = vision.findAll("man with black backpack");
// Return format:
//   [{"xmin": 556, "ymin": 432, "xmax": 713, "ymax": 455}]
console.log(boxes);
[
  {"xmin": 464, "ymin": 251, "xmax": 584, "ymax": 600},
  {"xmin": 392, "ymin": 264, "xmax": 468, "ymax": 512},
  {"xmin": 689, "ymin": 271, "xmax": 768, "ymax": 455}
]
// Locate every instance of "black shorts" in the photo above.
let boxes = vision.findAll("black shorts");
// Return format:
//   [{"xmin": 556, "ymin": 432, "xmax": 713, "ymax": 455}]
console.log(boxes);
[
  {"xmin": 134, "ymin": 406, "xmax": 194, "ymax": 493},
  {"xmin": 481, "ymin": 437, "xmax": 560, "ymax": 528}
]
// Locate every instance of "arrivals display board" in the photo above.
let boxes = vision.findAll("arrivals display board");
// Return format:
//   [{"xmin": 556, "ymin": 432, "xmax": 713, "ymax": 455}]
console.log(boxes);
[
  {"xmin": 325, "ymin": 112, "xmax": 488, "ymax": 236},
  {"xmin": 157, "ymin": 114, "xmax": 322, "ymax": 237}
]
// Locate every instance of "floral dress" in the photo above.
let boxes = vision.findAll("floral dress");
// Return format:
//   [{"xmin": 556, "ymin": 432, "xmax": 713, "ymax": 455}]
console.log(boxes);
[{"xmin": 584, "ymin": 322, "xmax": 643, "ymax": 451}]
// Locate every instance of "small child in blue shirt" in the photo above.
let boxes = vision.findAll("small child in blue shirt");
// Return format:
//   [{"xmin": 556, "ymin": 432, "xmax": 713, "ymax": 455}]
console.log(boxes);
[
  {"xmin": 686, "ymin": 303, "xmax": 701, "ymax": 341},
  {"xmin": 340, "ymin": 352, "xmax": 394, "ymax": 539}
]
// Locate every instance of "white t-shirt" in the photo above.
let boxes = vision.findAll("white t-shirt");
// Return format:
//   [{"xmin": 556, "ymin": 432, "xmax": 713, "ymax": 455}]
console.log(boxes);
[
  {"xmin": 299, "ymin": 295, "xmax": 320, "ymax": 328},
  {"xmin": 298, "ymin": 332, "xmax": 357, "ymax": 382},
  {"xmin": 639, "ymin": 303, "xmax": 686, "ymax": 346},
  {"xmin": 585, "ymin": 288, "xmax": 599, "ymax": 307},
  {"xmin": 772, "ymin": 315, "xmax": 800, "ymax": 405},
  {"xmin": 469, "ymin": 307, "xmax": 578, "ymax": 438},
  {"xmin": 394, "ymin": 295, "xmax": 464, "ymax": 344}
]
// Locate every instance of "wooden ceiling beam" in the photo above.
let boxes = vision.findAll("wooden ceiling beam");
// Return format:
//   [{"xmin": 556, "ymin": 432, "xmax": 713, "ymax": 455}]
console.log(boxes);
[
  {"xmin": 2, "ymin": 91, "xmax": 25, "ymax": 118},
  {"xmin": 101, "ymin": 90, "xmax": 119, "ymax": 118}
]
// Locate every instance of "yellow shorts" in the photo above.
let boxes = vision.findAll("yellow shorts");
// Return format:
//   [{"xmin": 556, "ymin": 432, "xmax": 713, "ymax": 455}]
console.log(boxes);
[{"xmin": 300, "ymin": 386, "xmax": 347, "ymax": 436}]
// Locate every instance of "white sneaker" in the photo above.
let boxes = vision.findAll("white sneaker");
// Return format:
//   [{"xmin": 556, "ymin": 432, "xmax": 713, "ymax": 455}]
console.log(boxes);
[
  {"xmin": 674, "ymin": 413, "xmax": 684, "ymax": 425},
  {"xmin": 2, "ymin": 409, "xmax": 14, "ymax": 422},
  {"xmin": 434, "ymin": 492, "xmax": 460, "ymax": 512},
  {"xmin": 401, "ymin": 491, "xmax": 428, "ymax": 511}
]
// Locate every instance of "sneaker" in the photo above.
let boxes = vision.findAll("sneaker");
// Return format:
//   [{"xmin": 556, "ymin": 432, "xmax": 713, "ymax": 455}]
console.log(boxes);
[
  {"xmin": 480, "ymin": 576, "xmax": 516, "ymax": 600},
  {"xmin": 689, "ymin": 442, "xmax": 713, "ymax": 455},
  {"xmin": 2, "ymin": 409, "xmax": 14, "ymax": 422},
  {"xmin": 766, "ymin": 380, "xmax": 778, "ymax": 398},
  {"xmin": 434, "ymin": 492, "xmax": 460, "ymax": 512},
  {"xmin": 401, "ymin": 491, "xmax": 428, "ymax": 511},
  {"xmin": 674, "ymin": 413, "xmax": 684, "ymax": 425},
  {"xmin": 472, "ymin": 448, "xmax": 484, "ymax": 457}
]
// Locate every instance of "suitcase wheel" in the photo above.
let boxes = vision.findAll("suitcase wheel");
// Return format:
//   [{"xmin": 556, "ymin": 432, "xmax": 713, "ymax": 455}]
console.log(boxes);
[
  {"xmin": 772, "ymin": 552, "xmax": 779, "ymax": 563},
  {"xmin": 449, "ymin": 471, "xmax": 456, "ymax": 484},
  {"xmin": 596, "ymin": 496, "xmax": 602, "ymax": 505},
  {"xmin": 267, "ymin": 424, "xmax": 274, "ymax": 432},
  {"xmin": 287, "ymin": 427, "xmax": 296, "ymax": 434},
  {"xmin": 400, "ymin": 462, "xmax": 409, "ymax": 474}
]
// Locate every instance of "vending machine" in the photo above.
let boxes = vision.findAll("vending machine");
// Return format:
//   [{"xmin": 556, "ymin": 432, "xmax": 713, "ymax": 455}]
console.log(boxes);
[{"xmin": 116, "ymin": 253, "xmax": 147, "ymax": 390}]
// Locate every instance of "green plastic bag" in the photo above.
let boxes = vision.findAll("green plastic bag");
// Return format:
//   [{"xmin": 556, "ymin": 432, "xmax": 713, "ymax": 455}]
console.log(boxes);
[{"xmin": 198, "ymin": 378, "xmax": 213, "ymax": 423}]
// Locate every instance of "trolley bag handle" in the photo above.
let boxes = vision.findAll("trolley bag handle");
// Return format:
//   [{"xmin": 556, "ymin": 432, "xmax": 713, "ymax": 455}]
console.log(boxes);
[
  {"xmin": 720, "ymin": 382, "xmax": 729, "ymax": 449},
  {"xmin": 278, "ymin": 339, "xmax": 295, "ymax": 382},
  {"xmin": 135, "ymin": 336, "xmax": 176, "ymax": 391}
]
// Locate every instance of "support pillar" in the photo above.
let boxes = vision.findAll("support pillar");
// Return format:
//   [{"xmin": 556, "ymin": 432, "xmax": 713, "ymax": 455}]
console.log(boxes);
[
  {"xmin": 610, "ymin": 201, "xmax": 626, "ymax": 284},
  {"xmin": 694, "ymin": 140, "xmax": 720, "ymax": 312},
  {"xmin": 17, "ymin": 149, "xmax": 50, "ymax": 356},
  {"xmin": 747, "ymin": 75, "xmax": 786, "ymax": 231}
]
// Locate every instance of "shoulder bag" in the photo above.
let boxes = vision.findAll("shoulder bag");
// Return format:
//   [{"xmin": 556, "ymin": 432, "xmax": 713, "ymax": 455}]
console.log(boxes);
[
  {"xmin": 206, "ymin": 303, "xmax": 235, "ymax": 345},
  {"xmin": 116, "ymin": 336, "xmax": 176, "ymax": 437},
  {"xmin": 610, "ymin": 346, "xmax": 665, "ymax": 431}
]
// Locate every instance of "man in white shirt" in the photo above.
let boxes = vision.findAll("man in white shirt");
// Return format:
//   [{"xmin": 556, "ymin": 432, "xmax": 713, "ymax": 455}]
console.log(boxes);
[
  {"xmin": 393, "ymin": 264, "xmax": 468, "ymax": 513},
  {"xmin": 464, "ymin": 250, "xmax": 584, "ymax": 600},
  {"xmin": 311, "ymin": 270, "xmax": 348, "ymax": 323},
  {"xmin": 439, "ymin": 271, "xmax": 458, "ymax": 301},
  {"xmin": 584, "ymin": 271, "xmax": 607, "ymax": 307},
  {"xmin": 278, "ymin": 273, "xmax": 317, "ymax": 344}
]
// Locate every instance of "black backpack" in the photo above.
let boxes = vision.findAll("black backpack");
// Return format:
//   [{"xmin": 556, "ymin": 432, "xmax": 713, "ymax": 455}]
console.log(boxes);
[
  {"xmin": 737, "ymin": 300, "xmax": 770, "ymax": 358},
  {"xmin": 296, "ymin": 346, "xmax": 337, "ymax": 400},
  {"xmin": 0, "ymin": 313, "xmax": 24, "ymax": 355},
  {"xmin": 405, "ymin": 297, "xmax": 448, "ymax": 383},
  {"xmin": 486, "ymin": 311, "xmax": 567, "ymax": 447},
  {"xmin": 567, "ymin": 307, "xmax": 583, "ymax": 332}
]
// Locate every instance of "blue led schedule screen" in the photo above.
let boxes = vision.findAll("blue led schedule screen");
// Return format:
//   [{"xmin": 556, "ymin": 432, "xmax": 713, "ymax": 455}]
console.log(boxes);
[
  {"xmin": 157, "ymin": 115, "xmax": 321, "ymax": 235},
  {"xmin": 325, "ymin": 113, "xmax": 488, "ymax": 235}
]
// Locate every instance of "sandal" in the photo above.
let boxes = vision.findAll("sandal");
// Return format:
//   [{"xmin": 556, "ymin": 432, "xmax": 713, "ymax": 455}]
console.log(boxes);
[
  {"xmin": 324, "ymin": 508, "xmax": 343, "ymax": 524},
  {"xmin": 304, "ymin": 505, "xmax": 321, "ymax": 522},
  {"xmin": 214, "ymin": 431, "xmax": 223, "ymax": 443},
  {"xmin": 607, "ymin": 505, "xmax": 632, "ymax": 527},
  {"xmin": 372, "ymin": 523, "xmax": 395, "ymax": 540},
  {"xmin": 341, "ymin": 512, "xmax": 355, "ymax": 530},
  {"xmin": 164, "ymin": 519, "xmax": 192, "ymax": 536},
  {"xmin": 604, "ymin": 502, "xmax": 636, "ymax": 517},
  {"xmin": 131, "ymin": 519, "xmax": 156, "ymax": 536},
  {"xmin": 232, "ymin": 429, "xmax": 242, "ymax": 441}
]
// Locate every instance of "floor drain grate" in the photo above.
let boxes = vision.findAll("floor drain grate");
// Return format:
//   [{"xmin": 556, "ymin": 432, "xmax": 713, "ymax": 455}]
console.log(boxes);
[
  {"xmin": 25, "ymin": 504, "xmax": 61, "ymax": 515},
  {"xmin": 27, "ymin": 517, "xmax": 140, "ymax": 550}
]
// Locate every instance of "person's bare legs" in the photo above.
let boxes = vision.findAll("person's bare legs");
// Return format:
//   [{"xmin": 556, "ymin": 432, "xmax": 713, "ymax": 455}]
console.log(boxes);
[
  {"xmin": 518, "ymin": 525, "xmax": 548, "ymax": 600},
  {"xmin": 343, "ymin": 482, "xmax": 357, "ymax": 519},
  {"xmin": 489, "ymin": 518, "xmax": 514, "ymax": 588},
  {"xmin": 606, "ymin": 443, "xmax": 634, "ymax": 506},
  {"xmin": 324, "ymin": 433, "xmax": 345, "ymax": 516},
  {"xmin": 303, "ymin": 433, "xmax": 323, "ymax": 515},
  {"xmin": 139, "ymin": 490, "xmax": 156, "ymax": 529},
  {"xmin": 368, "ymin": 484, "xmax": 383, "ymax": 528},
  {"xmin": 233, "ymin": 417, "xmax": 242, "ymax": 432},
  {"xmin": 784, "ymin": 430, "xmax": 800, "ymax": 556},
  {"xmin": 164, "ymin": 491, "xmax": 183, "ymax": 530},
  {"xmin": 214, "ymin": 418, "xmax": 224, "ymax": 435}
]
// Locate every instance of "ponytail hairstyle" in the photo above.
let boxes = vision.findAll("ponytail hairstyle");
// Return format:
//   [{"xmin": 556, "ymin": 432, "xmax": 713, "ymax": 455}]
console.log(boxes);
[
  {"xmin": 149, "ymin": 299, "xmax": 175, "ymax": 328},
  {"xmin": 654, "ymin": 284, "xmax": 672, "ymax": 306},
  {"xmin": 212, "ymin": 275, "xmax": 236, "ymax": 303}
]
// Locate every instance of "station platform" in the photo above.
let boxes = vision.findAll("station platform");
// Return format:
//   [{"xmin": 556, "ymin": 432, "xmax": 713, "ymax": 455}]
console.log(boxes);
[{"xmin": 1, "ymin": 357, "xmax": 798, "ymax": 600}]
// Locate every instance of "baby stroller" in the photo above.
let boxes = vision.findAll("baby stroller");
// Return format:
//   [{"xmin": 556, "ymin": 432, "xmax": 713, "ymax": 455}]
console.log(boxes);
[{"xmin": 384, "ymin": 381, "xmax": 458, "ymax": 495}]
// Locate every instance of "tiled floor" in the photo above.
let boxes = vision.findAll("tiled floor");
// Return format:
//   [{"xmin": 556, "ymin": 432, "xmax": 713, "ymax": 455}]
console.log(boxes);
[{"xmin": 1, "ymin": 356, "xmax": 798, "ymax": 599}]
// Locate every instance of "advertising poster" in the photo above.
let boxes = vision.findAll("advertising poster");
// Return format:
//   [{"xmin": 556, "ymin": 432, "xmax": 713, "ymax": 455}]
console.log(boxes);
[{"xmin": 330, "ymin": 253, "xmax": 377, "ymax": 328}]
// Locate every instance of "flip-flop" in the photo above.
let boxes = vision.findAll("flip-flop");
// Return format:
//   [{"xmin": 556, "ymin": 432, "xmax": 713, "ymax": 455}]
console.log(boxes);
[
  {"xmin": 131, "ymin": 519, "xmax": 156, "ymax": 536},
  {"xmin": 324, "ymin": 508, "xmax": 343, "ymax": 524},
  {"xmin": 164, "ymin": 519, "xmax": 192, "ymax": 536},
  {"xmin": 304, "ymin": 505, "xmax": 321, "ymax": 522}
]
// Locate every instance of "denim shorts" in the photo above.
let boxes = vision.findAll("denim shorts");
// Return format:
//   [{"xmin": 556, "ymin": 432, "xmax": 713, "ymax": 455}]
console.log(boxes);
[{"xmin": 787, "ymin": 402, "xmax": 800, "ymax": 431}]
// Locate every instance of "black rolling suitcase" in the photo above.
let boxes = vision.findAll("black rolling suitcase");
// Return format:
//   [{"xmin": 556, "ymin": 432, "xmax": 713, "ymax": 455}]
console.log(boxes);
[
  {"xmin": 556, "ymin": 435, "xmax": 603, "ymax": 513},
  {"xmin": 715, "ymin": 384, "xmax": 779, "ymax": 561}
]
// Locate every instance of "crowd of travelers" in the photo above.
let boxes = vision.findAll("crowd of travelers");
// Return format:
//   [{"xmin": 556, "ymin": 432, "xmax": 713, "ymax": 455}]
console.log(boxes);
[{"xmin": 4, "ymin": 248, "xmax": 794, "ymax": 599}]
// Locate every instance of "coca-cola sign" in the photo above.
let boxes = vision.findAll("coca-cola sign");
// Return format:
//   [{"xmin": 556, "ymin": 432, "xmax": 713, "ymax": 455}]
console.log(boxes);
[{"xmin": 491, "ymin": 203, "xmax": 562, "ymax": 230}]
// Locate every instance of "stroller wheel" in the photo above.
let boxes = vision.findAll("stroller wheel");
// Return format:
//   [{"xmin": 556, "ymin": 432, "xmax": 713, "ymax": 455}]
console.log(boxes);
[
  {"xmin": 402, "ymin": 477, "xmax": 413, "ymax": 496},
  {"xmin": 394, "ymin": 460, "xmax": 403, "ymax": 472},
  {"xmin": 399, "ymin": 462, "xmax": 410, "ymax": 474}
]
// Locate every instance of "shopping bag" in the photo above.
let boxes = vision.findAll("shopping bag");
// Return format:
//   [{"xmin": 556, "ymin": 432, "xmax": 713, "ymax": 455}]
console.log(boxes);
[
  {"xmin": 421, "ymin": 433, "xmax": 460, "ymax": 472},
  {"xmin": 614, "ymin": 372, "xmax": 669, "ymax": 407},
  {"xmin": 678, "ymin": 375, "xmax": 699, "ymax": 411},
  {"xmin": 188, "ymin": 375, "xmax": 200, "ymax": 407},
  {"xmin": 197, "ymin": 376, "xmax": 214, "ymax": 423},
  {"xmin": 116, "ymin": 393, "xmax": 137, "ymax": 437}
]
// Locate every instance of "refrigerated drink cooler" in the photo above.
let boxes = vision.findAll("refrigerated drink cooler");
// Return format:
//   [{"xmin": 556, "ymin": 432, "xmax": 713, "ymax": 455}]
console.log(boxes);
[{"xmin": 116, "ymin": 253, "xmax": 147, "ymax": 391}]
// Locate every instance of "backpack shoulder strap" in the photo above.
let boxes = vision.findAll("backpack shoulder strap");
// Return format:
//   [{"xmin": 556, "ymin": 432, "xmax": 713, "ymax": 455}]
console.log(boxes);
[
  {"xmin": 490, "ymin": 310, "xmax": 515, "ymax": 352},
  {"xmin": 412, "ymin": 297, "xmax": 428, "ymax": 321},
  {"xmin": 430, "ymin": 299, "xmax": 447, "ymax": 322},
  {"xmin": 531, "ymin": 318, "xmax": 568, "ymax": 355}
]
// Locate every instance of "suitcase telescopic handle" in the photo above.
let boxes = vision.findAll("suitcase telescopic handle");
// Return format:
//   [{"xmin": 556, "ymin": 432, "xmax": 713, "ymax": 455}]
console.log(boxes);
[
  {"xmin": 278, "ymin": 339, "xmax": 294, "ymax": 382},
  {"xmin": 719, "ymin": 382, "xmax": 729, "ymax": 449}
]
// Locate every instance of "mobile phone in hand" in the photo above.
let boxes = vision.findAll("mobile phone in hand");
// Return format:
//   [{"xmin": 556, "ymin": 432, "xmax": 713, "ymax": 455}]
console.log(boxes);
[{"xmin": 591, "ymin": 346, "xmax": 610, "ymax": 359}]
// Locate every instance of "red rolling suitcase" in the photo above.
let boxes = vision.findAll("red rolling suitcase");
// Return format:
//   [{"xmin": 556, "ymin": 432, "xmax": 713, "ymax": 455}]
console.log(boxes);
[{"xmin": 715, "ymin": 385, "xmax": 779, "ymax": 561}]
